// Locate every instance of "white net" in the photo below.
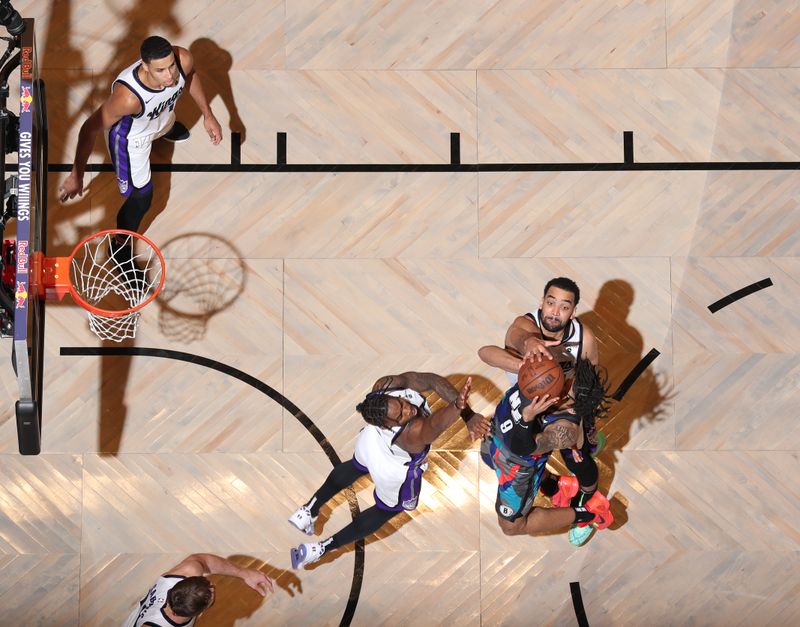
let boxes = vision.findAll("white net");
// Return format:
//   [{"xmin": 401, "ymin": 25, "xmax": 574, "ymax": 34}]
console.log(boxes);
[{"xmin": 70, "ymin": 231, "xmax": 164, "ymax": 341}]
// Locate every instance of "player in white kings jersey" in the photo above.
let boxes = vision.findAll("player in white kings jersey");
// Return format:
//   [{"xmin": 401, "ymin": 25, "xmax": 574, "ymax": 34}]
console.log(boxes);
[{"xmin": 59, "ymin": 36, "xmax": 221, "ymax": 240}]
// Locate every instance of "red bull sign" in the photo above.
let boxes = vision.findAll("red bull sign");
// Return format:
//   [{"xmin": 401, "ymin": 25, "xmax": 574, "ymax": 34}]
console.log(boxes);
[
  {"xmin": 15, "ymin": 281, "xmax": 28, "ymax": 308},
  {"xmin": 20, "ymin": 46, "xmax": 32, "ymax": 80},
  {"xmin": 16, "ymin": 240, "xmax": 28, "ymax": 275},
  {"xmin": 20, "ymin": 86, "xmax": 32, "ymax": 112}
]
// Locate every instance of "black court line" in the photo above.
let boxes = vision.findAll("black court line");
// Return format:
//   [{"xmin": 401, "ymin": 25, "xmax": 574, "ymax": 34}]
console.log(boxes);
[
  {"xmin": 708, "ymin": 278, "xmax": 773, "ymax": 313},
  {"xmin": 623, "ymin": 131, "xmax": 634, "ymax": 164},
  {"xmin": 450, "ymin": 132, "xmax": 461, "ymax": 165},
  {"xmin": 230, "ymin": 131, "xmax": 241, "ymax": 166},
  {"xmin": 60, "ymin": 345, "xmax": 364, "ymax": 627},
  {"xmin": 40, "ymin": 160, "xmax": 800, "ymax": 173},
  {"xmin": 612, "ymin": 348, "xmax": 661, "ymax": 401},
  {"xmin": 25, "ymin": 128, "xmax": 800, "ymax": 175},
  {"xmin": 276, "ymin": 132, "xmax": 287, "ymax": 166},
  {"xmin": 570, "ymin": 581, "xmax": 590, "ymax": 627}
]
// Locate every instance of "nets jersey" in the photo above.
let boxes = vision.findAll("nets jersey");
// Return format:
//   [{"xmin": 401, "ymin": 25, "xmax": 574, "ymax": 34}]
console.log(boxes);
[
  {"xmin": 123, "ymin": 575, "xmax": 194, "ymax": 627},
  {"xmin": 490, "ymin": 384, "xmax": 547, "ymax": 462},
  {"xmin": 353, "ymin": 388, "xmax": 432, "ymax": 511}
]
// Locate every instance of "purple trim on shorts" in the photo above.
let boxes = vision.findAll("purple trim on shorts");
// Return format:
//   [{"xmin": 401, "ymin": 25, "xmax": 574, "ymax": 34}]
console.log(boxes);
[
  {"xmin": 351, "ymin": 457, "xmax": 368, "ymax": 473},
  {"xmin": 374, "ymin": 490, "xmax": 405, "ymax": 512},
  {"xmin": 377, "ymin": 445, "xmax": 430, "ymax": 512},
  {"xmin": 136, "ymin": 180, "xmax": 153, "ymax": 194},
  {"xmin": 108, "ymin": 116, "xmax": 134, "ymax": 197}
]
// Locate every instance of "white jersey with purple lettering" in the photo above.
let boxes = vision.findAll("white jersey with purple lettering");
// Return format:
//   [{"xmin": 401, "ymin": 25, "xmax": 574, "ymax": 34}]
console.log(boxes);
[
  {"xmin": 353, "ymin": 388, "xmax": 432, "ymax": 511},
  {"xmin": 123, "ymin": 575, "xmax": 194, "ymax": 627},
  {"xmin": 107, "ymin": 56, "xmax": 186, "ymax": 195}
]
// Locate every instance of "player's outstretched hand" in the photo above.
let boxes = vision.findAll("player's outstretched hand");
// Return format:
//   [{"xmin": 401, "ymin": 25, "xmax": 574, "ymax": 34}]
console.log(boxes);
[
  {"xmin": 466, "ymin": 412, "xmax": 490, "ymax": 439},
  {"xmin": 522, "ymin": 335, "xmax": 559, "ymax": 361},
  {"xmin": 205, "ymin": 112, "xmax": 223, "ymax": 145},
  {"xmin": 242, "ymin": 568, "xmax": 274, "ymax": 596},
  {"xmin": 456, "ymin": 377, "xmax": 490, "ymax": 439},
  {"xmin": 58, "ymin": 172, "xmax": 84, "ymax": 202},
  {"xmin": 520, "ymin": 394, "xmax": 561, "ymax": 422},
  {"xmin": 455, "ymin": 376, "xmax": 472, "ymax": 411}
]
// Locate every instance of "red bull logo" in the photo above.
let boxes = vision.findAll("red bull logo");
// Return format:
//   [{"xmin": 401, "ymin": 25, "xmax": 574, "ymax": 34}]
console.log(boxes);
[
  {"xmin": 16, "ymin": 240, "xmax": 28, "ymax": 274},
  {"xmin": 21, "ymin": 47, "xmax": 33, "ymax": 80},
  {"xmin": 15, "ymin": 281, "xmax": 27, "ymax": 308},
  {"xmin": 21, "ymin": 86, "xmax": 32, "ymax": 112}
]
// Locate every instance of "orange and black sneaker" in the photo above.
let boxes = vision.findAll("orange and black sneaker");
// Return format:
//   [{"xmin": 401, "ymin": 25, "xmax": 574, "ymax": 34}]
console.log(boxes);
[
  {"xmin": 579, "ymin": 491, "xmax": 613, "ymax": 529},
  {"xmin": 569, "ymin": 491, "xmax": 613, "ymax": 546},
  {"xmin": 552, "ymin": 475, "xmax": 579, "ymax": 508}
]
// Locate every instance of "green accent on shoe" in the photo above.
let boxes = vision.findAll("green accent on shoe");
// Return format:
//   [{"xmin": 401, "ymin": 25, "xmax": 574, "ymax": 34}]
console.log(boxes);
[
  {"xmin": 569, "ymin": 524, "xmax": 594, "ymax": 546},
  {"xmin": 591, "ymin": 431, "xmax": 607, "ymax": 458}
]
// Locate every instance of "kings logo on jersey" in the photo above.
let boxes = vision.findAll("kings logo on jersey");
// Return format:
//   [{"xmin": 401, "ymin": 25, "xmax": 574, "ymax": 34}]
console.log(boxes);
[{"xmin": 147, "ymin": 87, "xmax": 184, "ymax": 121}]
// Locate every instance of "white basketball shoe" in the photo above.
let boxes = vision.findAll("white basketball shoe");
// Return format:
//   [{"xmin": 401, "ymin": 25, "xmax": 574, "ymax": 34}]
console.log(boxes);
[
  {"xmin": 291, "ymin": 542, "xmax": 325, "ymax": 569},
  {"xmin": 288, "ymin": 504, "xmax": 317, "ymax": 536}
]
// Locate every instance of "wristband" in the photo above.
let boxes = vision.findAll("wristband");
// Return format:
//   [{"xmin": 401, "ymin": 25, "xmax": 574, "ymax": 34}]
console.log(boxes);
[{"xmin": 460, "ymin": 404, "xmax": 473, "ymax": 423}]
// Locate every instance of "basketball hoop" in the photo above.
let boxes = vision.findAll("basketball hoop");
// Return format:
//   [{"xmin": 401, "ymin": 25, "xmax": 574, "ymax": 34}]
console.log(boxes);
[{"xmin": 37, "ymin": 229, "xmax": 165, "ymax": 341}]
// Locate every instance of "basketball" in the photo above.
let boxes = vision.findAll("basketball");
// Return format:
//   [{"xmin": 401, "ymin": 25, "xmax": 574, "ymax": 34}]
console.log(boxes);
[{"xmin": 518, "ymin": 357, "xmax": 565, "ymax": 400}]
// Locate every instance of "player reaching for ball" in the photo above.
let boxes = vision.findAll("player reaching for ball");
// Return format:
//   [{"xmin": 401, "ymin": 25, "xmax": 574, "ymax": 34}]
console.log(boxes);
[
  {"xmin": 479, "ymin": 276, "xmax": 599, "ymax": 381},
  {"xmin": 478, "ymin": 277, "xmax": 611, "ymax": 544},
  {"xmin": 480, "ymin": 356, "xmax": 613, "ymax": 541},
  {"xmin": 288, "ymin": 372, "xmax": 490, "ymax": 569}
]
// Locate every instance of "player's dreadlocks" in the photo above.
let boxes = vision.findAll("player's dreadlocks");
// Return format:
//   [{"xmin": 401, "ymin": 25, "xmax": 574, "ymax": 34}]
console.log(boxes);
[
  {"xmin": 571, "ymin": 358, "xmax": 611, "ymax": 445},
  {"xmin": 356, "ymin": 378, "xmax": 394, "ymax": 427}
]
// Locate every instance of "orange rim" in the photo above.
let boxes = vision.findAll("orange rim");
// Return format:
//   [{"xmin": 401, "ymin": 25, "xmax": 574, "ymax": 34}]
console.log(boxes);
[{"xmin": 67, "ymin": 229, "xmax": 166, "ymax": 318}]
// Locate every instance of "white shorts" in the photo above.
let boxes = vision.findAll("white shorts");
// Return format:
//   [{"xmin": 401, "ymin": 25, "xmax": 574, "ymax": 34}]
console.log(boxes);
[
  {"xmin": 353, "ymin": 424, "xmax": 428, "ymax": 511},
  {"xmin": 107, "ymin": 112, "xmax": 175, "ymax": 195}
]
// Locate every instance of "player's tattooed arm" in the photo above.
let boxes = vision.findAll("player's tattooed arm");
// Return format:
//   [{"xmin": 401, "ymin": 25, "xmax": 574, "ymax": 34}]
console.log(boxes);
[
  {"xmin": 374, "ymin": 372, "xmax": 488, "ymax": 436},
  {"xmin": 531, "ymin": 421, "xmax": 578, "ymax": 455},
  {"xmin": 400, "ymin": 378, "xmax": 474, "ymax": 451}
]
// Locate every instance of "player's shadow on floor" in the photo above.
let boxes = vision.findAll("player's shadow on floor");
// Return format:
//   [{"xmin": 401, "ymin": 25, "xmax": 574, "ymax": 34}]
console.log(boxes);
[
  {"xmin": 49, "ymin": 141, "xmax": 175, "ymax": 259},
  {"xmin": 577, "ymin": 279, "xmax": 673, "ymax": 524},
  {"xmin": 199, "ymin": 555, "xmax": 300, "ymax": 626},
  {"xmin": 179, "ymin": 38, "xmax": 247, "ymax": 144},
  {"xmin": 74, "ymin": 169, "xmax": 175, "ymax": 457}
]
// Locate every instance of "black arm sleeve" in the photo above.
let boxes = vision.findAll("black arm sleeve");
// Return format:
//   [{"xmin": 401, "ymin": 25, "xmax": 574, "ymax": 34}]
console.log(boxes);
[{"xmin": 508, "ymin": 419, "xmax": 537, "ymax": 456}]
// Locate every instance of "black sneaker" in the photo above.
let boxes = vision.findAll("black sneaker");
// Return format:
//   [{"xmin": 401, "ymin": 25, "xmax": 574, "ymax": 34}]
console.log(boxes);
[{"xmin": 162, "ymin": 121, "xmax": 190, "ymax": 143}]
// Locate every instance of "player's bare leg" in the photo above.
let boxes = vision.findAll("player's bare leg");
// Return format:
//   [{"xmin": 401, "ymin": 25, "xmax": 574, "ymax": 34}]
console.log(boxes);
[
  {"xmin": 497, "ymin": 492, "xmax": 613, "ymax": 537},
  {"xmin": 497, "ymin": 506, "xmax": 575, "ymax": 536}
]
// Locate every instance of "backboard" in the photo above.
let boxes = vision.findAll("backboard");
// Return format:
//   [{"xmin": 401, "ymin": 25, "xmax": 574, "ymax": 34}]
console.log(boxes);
[{"xmin": 12, "ymin": 18, "xmax": 46, "ymax": 455}]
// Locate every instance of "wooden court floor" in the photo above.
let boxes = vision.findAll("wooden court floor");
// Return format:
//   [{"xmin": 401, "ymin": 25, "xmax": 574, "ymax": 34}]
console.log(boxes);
[{"xmin": 1, "ymin": 0, "xmax": 799, "ymax": 625}]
